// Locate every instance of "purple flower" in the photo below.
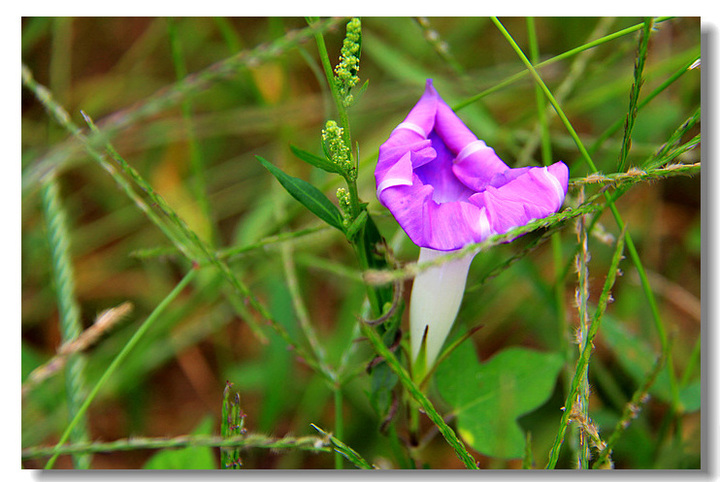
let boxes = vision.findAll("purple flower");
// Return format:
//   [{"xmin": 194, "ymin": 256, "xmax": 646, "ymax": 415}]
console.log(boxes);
[
  {"xmin": 375, "ymin": 80, "xmax": 569, "ymax": 372},
  {"xmin": 375, "ymin": 79, "xmax": 568, "ymax": 252}
]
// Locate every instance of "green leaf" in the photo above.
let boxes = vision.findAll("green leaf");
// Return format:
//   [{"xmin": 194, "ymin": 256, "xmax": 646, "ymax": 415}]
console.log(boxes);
[
  {"xmin": 436, "ymin": 341, "xmax": 563, "ymax": 459},
  {"xmin": 289, "ymin": 144, "xmax": 342, "ymax": 175},
  {"xmin": 143, "ymin": 416, "xmax": 217, "ymax": 469},
  {"xmin": 256, "ymin": 155, "xmax": 344, "ymax": 231}
]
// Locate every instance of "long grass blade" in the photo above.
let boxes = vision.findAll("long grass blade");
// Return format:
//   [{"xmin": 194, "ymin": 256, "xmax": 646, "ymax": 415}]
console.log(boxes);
[{"xmin": 44, "ymin": 269, "xmax": 197, "ymax": 469}]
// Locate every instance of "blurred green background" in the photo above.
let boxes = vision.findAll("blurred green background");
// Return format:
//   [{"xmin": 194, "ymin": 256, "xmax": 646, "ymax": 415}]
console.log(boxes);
[{"xmin": 22, "ymin": 17, "xmax": 700, "ymax": 469}]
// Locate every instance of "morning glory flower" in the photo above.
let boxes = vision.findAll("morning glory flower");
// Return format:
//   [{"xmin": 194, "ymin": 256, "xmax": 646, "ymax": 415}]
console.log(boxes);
[{"xmin": 375, "ymin": 79, "xmax": 568, "ymax": 372}]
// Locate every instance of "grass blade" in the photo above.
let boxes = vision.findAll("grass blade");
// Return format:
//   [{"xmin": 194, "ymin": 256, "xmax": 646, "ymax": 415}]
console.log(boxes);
[{"xmin": 44, "ymin": 269, "xmax": 197, "ymax": 469}]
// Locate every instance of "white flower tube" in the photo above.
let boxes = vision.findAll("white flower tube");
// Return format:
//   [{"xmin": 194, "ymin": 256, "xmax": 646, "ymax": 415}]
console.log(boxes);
[{"xmin": 410, "ymin": 247, "xmax": 476, "ymax": 371}]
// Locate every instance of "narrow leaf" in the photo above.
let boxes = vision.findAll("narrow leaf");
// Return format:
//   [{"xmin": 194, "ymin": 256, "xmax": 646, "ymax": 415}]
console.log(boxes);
[
  {"xmin": 289, "ymin": 144, "xmax": 342, "ymax": 175},
  {"xmin": 310, "ymin": 423, "xmax": 374, "ymax": 469},
  {"xmin": 256, "ymin": 156, "xmax": 344, "ymax": 232}
]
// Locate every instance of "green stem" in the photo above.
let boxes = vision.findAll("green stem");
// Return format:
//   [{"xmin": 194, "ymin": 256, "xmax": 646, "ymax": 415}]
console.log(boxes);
[
  {"xmin": 308, "ymin": 17, "xmax": 361, "ymax": 219},
  {"xmin": 311, "ymin": 424, "xmax": 374, "ymax": 469},
  {"xmin": 334, "ymin": 387, "xmax": 344, "ymax": 469},
  {"xmin": 546, "ymin": 230, "xmax": 626, "ymax": 469},
  {"xmin": 617, "ymin": 18, "xmax": 654, "ymax": 172},
  {"xmin": 25, "ymin": 433, "xmax": 331, "ymax": 460},
  {"xmin": 576, "ymin": 198, "xmax": 591, "ymax": 469},
  {"xmin": 588, "ymin": 53, "xmax": 700, "ymax": 157},
  {"xmin": 44, "ymin": 269, "xmax": 197, "ymax": 469},
  {"xmin": 309, "ymin": 17, "xmax": 352, "ymax": 151}
]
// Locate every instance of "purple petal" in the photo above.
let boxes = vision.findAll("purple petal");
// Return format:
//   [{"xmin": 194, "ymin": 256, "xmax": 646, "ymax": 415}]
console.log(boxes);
[
  {"xmin": 451, "ymin": 140, "xmax": 511, "ymax": 191},
  {"xmin": 393, "ymin": 79, "xmax": 440, "ymax": 138},
  {"xmin": 469, "ymin": 162, "xmax": 568, "ymax": 235},
  {"xmin": 376, "ymin": 79, "xmax": 569, "ymax": 251},
  {"xmin": 423, "ymin": 200, "xmax": 492, "ymax": 251},
  {"xmin": 378, "ymin": 176, "xmax": 434, "ymax": 248}
]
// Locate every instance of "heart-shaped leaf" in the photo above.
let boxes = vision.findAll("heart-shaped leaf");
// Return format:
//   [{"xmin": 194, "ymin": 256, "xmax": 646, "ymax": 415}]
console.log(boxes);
[{"xmin": 436, "ymin": 341, "xmax": 563, "ymax": 459}]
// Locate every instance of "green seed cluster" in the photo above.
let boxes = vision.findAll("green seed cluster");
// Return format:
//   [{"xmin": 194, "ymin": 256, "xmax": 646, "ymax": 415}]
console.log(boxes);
[
  {"xmin": 336, "ymin": 187, "xmax": 353, "ymax": 226},
  {"xmin": 322, "ymin": 120, "xmax": 355, "ymax": 180},
  {"xmin": 334, "ymin": 18, "xmax": 361, "ymax": 107}
]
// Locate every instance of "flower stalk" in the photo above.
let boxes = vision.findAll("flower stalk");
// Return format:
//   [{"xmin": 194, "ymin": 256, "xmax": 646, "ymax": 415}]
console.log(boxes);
[{"xmin": 410, "ymin": 247, "xmax": 476, "ymax": 373}]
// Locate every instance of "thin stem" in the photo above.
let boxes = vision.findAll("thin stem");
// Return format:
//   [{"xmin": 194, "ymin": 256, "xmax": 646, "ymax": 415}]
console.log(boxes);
[
  {"xmin": 546, "ymin": 229, "xmax": 626, "ymax": 469},
  {"xmin": 45, "ymin": 269, "xmax": 197, "ymax": 469},
  {"xmin": 617, "ymin": 18, "xmax": 654, "ymax": 172},
  {"xmin": 575, "ymin": 190, "xmax": 591, "ymax": 469},
  {"xmin": 23, "ymin": 68, "xmax": 319, "ymax": 370},
  {"xmin": 519, "ymin": 17, "xmax": 615, "ymax": 167},
  {"xmin": 280, "ymin": 239, "xmax": 335, "ymax": 383},
  {"xmin": 334, "ymin": 388, "xmax": 344, "ymax": 469},
  {"xmin": 588, "ymin": 53, "xmax": 700, "ymax": 157},
  {"xmin": 219, "ymin": 225, "xmax": 329, "ymax": 261},
  {"xmin": 309, "ymin": 17, "xmax": 352, "ymax": 151},
  {"xmin": 311, "ymin": 424, "xmax": 374, "ymax": 469},
  {"xmin": 25, "ymin": 433, "xmax": 331, "ymax": 460},
  {"xmin": 308, "ymin": 17, "xmax": 362, "ymax": 221},
  {"xmin": 526, "ymin": 17, "xmax": 552, "ymax": 166}
]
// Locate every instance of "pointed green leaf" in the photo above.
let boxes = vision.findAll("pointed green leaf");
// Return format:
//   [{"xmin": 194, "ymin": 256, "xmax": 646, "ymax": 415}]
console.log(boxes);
[
  {"xmin": 256, "ymin": 155, "xmax": 344, "ymax": 232},
  {"xmin": 289, "ymin": 144, "xmax": 342, "ymax": 175},
  {"xmin": 436, "ymin": 341, "xmax": 563, "ymax": 459}
]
